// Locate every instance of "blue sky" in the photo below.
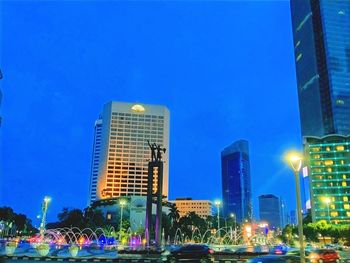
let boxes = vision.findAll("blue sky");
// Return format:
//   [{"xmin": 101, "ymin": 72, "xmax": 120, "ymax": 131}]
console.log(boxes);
[{"xmin": 0, "ymin": 0, "xmax": 302, "ymax": 223}]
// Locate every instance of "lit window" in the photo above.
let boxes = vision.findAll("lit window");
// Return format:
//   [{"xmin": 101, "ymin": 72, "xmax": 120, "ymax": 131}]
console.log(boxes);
[
  {"xmin": 344, "ymin": 196, "xmax": 349, "ymax": 202},
  {"xmin": 327, "ymin": 168, "xmax": 332, "ymax": 173},
  {"xmin": 324, "ymin": 160, "xmax": 333, "ymax": 166},
  {"xmin": 344, "ymin": 204, "xmax": 350, "ymax": 210},
  {"xmin": 326, "ymin": 147, "xmax": 331, "ymax": 151},
  {"xmin": 330, "ymin": 211, "xmax": 338, "ymax": 217},
  {"xmin": 296, "ymin": 53, "xmax": 303, "ymax": 62},
  {"xmin": 336, "ymin": 99, "xmax": 345, "ymax": 105},
  {"xmin": 311, "ymin": 147, "xmax": 321, "ymax": 152},
  {"xmin": 330, "ymin": 204, "xmax": 335, "ymax": 210},
  {"xmin": 342, "ymin": 182, "xmax": 347, "ymax": 187},
  {"xmin": 313, "ymin": 154, "xmax": 321, "ymax": 159},
  {"xmin": 336, "ymin": 145, "xmax": 344, "ymax": 151}
]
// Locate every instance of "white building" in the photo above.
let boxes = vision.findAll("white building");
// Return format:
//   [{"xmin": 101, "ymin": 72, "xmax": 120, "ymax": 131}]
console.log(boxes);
[
  {"xmin": 89, "ymin": 101, "xmax": 170, "ymax": 204},
  {"xmin": 171, "ymin": 198, "xmax": 213, "ymax": 218}
]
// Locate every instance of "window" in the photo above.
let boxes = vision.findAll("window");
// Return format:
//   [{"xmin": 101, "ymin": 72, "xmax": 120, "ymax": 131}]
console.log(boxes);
[
  {"xmin": 336, "ymin": 145, "xmax": 344, "ymax": 151},
  {"xmin": 324, "ymin": 160, "xmax": 333, "ymax": 166}
]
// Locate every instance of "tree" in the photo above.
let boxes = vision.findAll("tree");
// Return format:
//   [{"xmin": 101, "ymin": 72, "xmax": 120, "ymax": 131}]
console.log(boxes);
[
  {"xmin": 0, "ymin": 207, "xmax": 15, "ymax": 222},
  {"xmin": 13, "ymin": 214, "xmax": 27, "ymax": 231},
  {"xmin": 315, "ymin": 220, "xmax": 332, "ymax": 243},
  {"xmin": 56, "ymin": 208, "xmax": 86, "ymax": 229},
  {"xmin": 168, "ymin": 204, "xmax": 180, "ymax": 228},
  {"xmin": 0, "ymin": 207, "xmax": 36, "ymax": 236},
  {"xmin": 84, "ymin": 207, "xmax": 105, "ymax": 228}
]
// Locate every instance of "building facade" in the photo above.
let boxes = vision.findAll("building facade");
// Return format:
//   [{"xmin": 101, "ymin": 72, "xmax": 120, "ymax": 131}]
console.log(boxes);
[
  {"xmin": 304, "ymin": 135, "xmax": 350, "ymax": 224},
  {"xmin": 91, "ymin": 196, "xmax": 171, "ymax": 231},
  {"xmin": 171, "ymin": 198, "xmax": 212, "ymax": 218},
  {"xmin": 88, "ymin": 102, "xmax": 170, "ymax": 204},
  {"xmin": 290, "ymin": 0, "xmax": 350, "ymax": 221},
  {"xmin": 0, "ymin": 69, "xmax": 2, "ymax": 127},
  {"xmin": 88, "ymin": 117, "xmax": 103, "ymax": 204},
  {"xmin": 221, "ymin": 140, "xmax": 252, "ymax": 222},
  {"xmin": 258, "ymin": 194, "xmax": 281, "ymax": 229},
  {"xmin": 290, "ymin": 0, "xmax": 350, "ymax": 137}
]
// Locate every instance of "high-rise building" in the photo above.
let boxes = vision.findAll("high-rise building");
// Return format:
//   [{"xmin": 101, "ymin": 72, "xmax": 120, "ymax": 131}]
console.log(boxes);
[
  {"xmin": 304, "ymin": 135, "xmax": 350, "ymax": 224},
  {"xmin": 88, "ymin": 102, "xmax": 170, "ymax": 204},
  {"xmin": 0, "ymin": 69, "xmax": 3, "ymax": 127},
  {"xmin": 171, "ymin": 198, "xmax": 213, "ymax": 219},
  {"xmin": 221, "ymin": 140, "xmax": 252, "ymax": 222},
  {"xmin": 290, "ymin": 0, "xmax": 350, "ymax": 137},
  {"xmin": 88, "ymin": 116, "xmax": 103, "ymax": 204},
  {"xmin": 258, "ymin": 194, "xmax": 281, "ymax": 229},
  {"xmin": 290, "ymin": 210, "xmax": 297, "ymax": 226}
]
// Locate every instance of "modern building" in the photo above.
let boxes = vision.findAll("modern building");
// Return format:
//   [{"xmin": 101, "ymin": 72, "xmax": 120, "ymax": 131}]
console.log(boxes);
[
  {"xmin": 88, "ymin": 116, "xmax": 103, "ymax": 204},
  {"xmin": 280, "ymin": 198, "xmax": 287, "ymax": 228},
  {"xmin": 304, "ymin": 135, "xmax": 350, "ymax": 224},
  {"xmin": 0, "ymin": 69, "xmax": 2, "ymax": 127},
  {"xmin": 171, "ymin": 198, "xmax": 212, "ymax": 219},
  {"xmin": 91, "ymin": 196, "xmax": 172, "ymax": 231},
  {"xmin": 290, "ymin": 210, "xmax": 297, "ymax": 226},
  {"xmin": 221, "ymin": 140, "xmax": 252, "ymax": 222},
  {"xmin": 258, "ymin": 194, "xmax": 281, "ymax": 229},
  {"xmin": 88, "ymin": 102, "xmax": 170, "ymax": 204},
  {"xmin": 290, "ymin": 0, "xmax": 350, "ymax": 137}
]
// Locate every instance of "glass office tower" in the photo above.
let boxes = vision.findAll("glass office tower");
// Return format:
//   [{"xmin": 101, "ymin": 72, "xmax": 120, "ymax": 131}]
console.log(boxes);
[
  {"xmin": 221, "ymin": 140, "xmax": 252, "ymax": 222},
  {"xmin": 305, "ymin": 135, "xmax": 350, "ymax": 224},
  {"xmin": 259, "ymin": 194, "xmax": 281, "ymax": 229},
  {"xmin": 290, "ymin": 0, "xmax": 350, "ymax": 137}
]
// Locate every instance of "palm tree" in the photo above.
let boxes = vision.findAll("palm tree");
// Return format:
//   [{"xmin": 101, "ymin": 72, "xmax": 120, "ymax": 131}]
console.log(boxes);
[{"xmin": 168, "ymin": 204, "xmax": 180, "ymax": 228}]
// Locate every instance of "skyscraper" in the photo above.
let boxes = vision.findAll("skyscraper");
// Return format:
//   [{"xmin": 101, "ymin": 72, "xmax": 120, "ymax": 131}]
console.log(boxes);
[
  {"xmin": 258, "ymin": 194, "xmax": 281, "ymax": 229},
  {"xmin": 291, "ymin": 0, "xmax": 350, "ymax": 223},
  {"xmin": 221, "ymin": 140, "xmax": 252, "ymax": 222},
  {"xmin": 88, "ymin": 116, "xmax": 102, "ymax": 204},
  {"xmin": 290, "ymin": 0, "xmax": 350, "ymax": 137},
  {"xmin": 88, "ymin": 102, "xmax": 170, "ymax": 204},
  {"xmin": 304, "ymin": 135, "xmax": 350, "ymax": 224},
  {"xmin": 0, "ymin": 69, "xmax": 3, "ymax": 127}
]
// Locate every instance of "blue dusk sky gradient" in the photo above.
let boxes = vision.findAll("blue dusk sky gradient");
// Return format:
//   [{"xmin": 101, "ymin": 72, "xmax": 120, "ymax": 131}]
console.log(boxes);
[{"xmin": 0, "ymin": 0, "xmax": 302, "ymax": 223}]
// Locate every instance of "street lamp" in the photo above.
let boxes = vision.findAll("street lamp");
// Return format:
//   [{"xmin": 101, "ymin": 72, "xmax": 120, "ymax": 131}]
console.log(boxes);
[
  {"xmin": 323, "ymin": 197, "xmax": 331, "ymax": 223},
  {"xmin": 285, "ymin": 151, "xmax": 305, "ymax": 263},
  {"xmin": 118, "ymin": 199, "xmax": 127, "ymax": 242},
  {"xmin": 214, "ymin": 200, "xmax": 221, "ymax": 239},
  {"xmin": 230, "ymin": 213, "xmax": 237, "ymax": 243},
  {"xmin": 40, "ymin": 196, "xmax": 51, "ymax": 241}
]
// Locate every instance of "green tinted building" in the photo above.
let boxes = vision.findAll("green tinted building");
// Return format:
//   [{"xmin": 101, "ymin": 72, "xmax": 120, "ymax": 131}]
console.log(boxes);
[{"xmin": 305, "ymin": 135, "xmax": 350, "ymax": 224}]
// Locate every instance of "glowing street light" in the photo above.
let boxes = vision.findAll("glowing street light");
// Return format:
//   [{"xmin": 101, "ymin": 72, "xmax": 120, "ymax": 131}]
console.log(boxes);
[
  {"xmin": 40, "ymin": 196, "xmax": 51, "ymax": 241},
  {"xmin": 323, "ymin": 197, "xmax": 331, "ymax": 223},
  {"xmin": 230, "ymin": 213, "xmax": 237, "ymax": 243},
  {"xmin": 118, "ymin": 199, "xmax": 127, "ymax": 242},
  {"xmin": 284, "ymin": 151, "xmax": 305, "ymax": 263},
  {"xmin": 214, "ymin": 200, "xmax": 221, "ymax": 239}
]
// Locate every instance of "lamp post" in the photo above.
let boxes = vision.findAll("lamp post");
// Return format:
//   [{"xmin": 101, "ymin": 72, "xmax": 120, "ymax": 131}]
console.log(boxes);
[
  {"xmin": 118, "ymin": 199, "xmax": 126, "ymax": 242},
  {"xmin": 323, "ymin": 197, "xmax": 331, "ymax": 223},
  {"xmin": 40, "ymin": 196, "xmax": 51, "ymax": 242},
  {"xmin": 230, "ymin": 213, "xmax": 236, "ymax": 243},
  {"xmin": 214, "ymin": 200, "xmax": 221, "ymax": 239},
  {"xmin": 285, "ymin": 151, "xmax": 305, "ymax": 263}
]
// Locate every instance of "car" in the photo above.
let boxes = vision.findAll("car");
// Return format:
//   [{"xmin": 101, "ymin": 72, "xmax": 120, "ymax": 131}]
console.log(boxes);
[
  {"xmin": 247, "ymin": 255, "xmax": 299, "ymax": 263},
  {"xmin": 164, "ymin": 244, "xmax": 214, "ymax": 262},
  {"xmin": 286, "ymin": 249, "xmax": 341, "ymax": 263},
  {"xmin": 272, "ymin": 245, "xmax": 289, "ymax": 255}
]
